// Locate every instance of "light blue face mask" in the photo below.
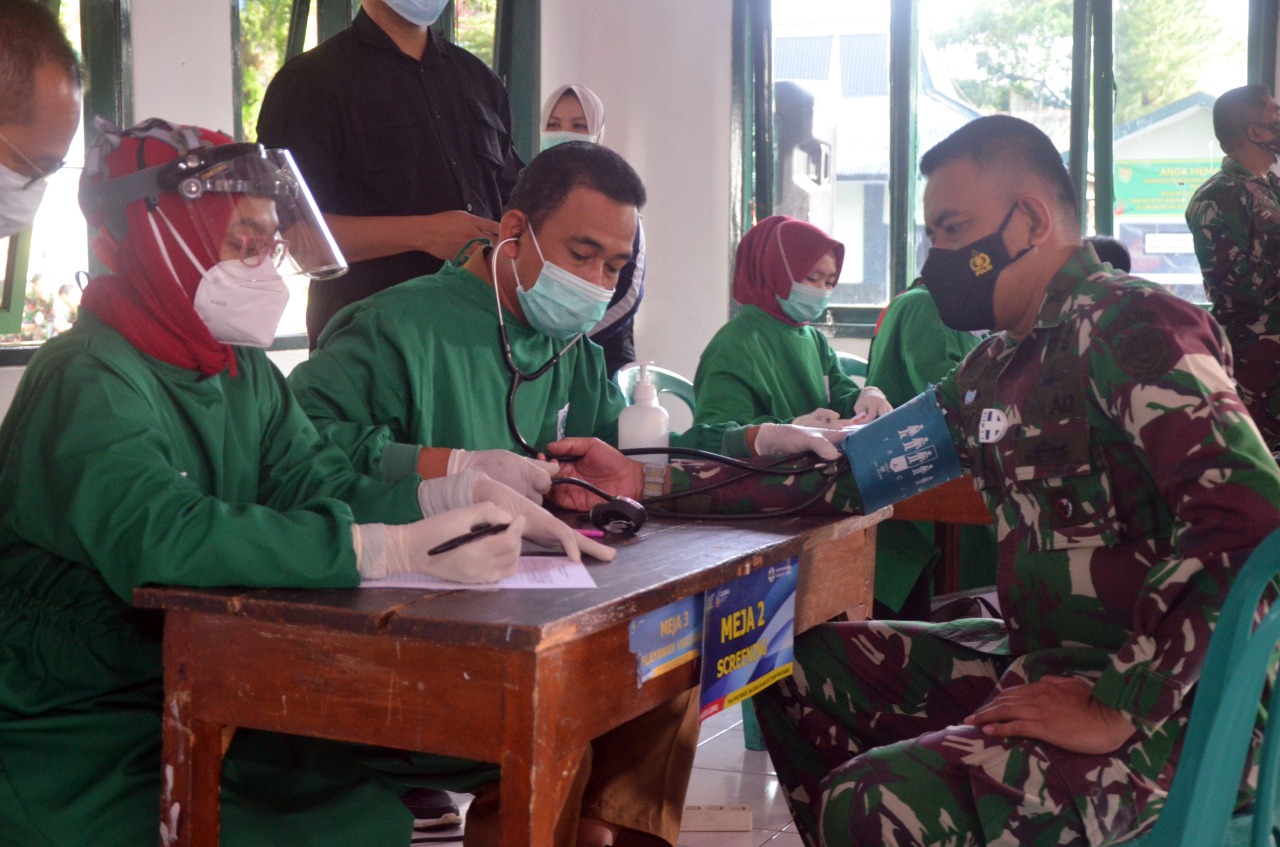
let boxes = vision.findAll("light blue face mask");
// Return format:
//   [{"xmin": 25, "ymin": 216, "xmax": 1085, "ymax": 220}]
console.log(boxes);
[
  {"xmin": 776, "ymin": 282, "xmax": 831, "ymax": 324},
  {"xmin": 771, "ymin": 224, "xmax": 833, "ymax": 324},
  {"xmin": 540, "ymin": 131, "xmax": 597, "ymax": 151},
  {"xmin": 384, "ymin": 0, "xmax": 449, "ymax": 27},
  {"xmin": 513, "ymin": 226, "xmax": 612, "ymax": 340}
]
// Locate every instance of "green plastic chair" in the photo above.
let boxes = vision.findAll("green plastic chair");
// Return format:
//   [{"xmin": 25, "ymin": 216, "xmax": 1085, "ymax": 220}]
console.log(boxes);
[
  {"xmin": 1117, "ymin": 524, "xmax": 1280, "ymax": 847},
  {"xmin": 836, "ymin": 351, "xmax": 868, "ymax": 383},
  {"xmin": 614, "ymin": 362, "xmax": 696, "ymax": 415}
]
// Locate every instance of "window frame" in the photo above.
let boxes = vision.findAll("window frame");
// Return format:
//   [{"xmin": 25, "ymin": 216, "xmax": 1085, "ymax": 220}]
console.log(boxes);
[{"xmin": 748, "ymin": 0, "xmax": 1278, "ymax": 338}]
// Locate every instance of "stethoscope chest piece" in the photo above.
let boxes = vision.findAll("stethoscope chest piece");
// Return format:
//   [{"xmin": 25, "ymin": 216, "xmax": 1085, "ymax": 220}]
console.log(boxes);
[{"xmin": 589, "ymin": 495, "xmax": 647, "ymax": 535}]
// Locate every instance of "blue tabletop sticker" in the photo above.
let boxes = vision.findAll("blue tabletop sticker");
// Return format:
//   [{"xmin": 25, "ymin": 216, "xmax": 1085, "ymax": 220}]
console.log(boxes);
[
  {"xmin": 629, "ymin": 594, "xmax": 703, "ymax": 684},
  {"xmin": 698, "ymin": 558, "xmax": 798, "ymax": 722},
  {"xmin": 841, "ymin": 386, "xmax": 963, "ymax": 514}
]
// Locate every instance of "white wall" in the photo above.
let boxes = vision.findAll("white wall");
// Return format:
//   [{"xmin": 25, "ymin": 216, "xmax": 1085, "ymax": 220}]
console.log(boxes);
[
  {"xmin": 541, "ymin": 0, "xmax": 737, "ymax": 383},
  {"xmin": 130, "ymin": 0, "xmax": 237, "ymax": 133}
]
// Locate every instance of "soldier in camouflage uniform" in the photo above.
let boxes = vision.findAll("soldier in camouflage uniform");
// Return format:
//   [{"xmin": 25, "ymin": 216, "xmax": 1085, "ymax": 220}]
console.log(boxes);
[
  {"xmin": 1186, "ymin": 84, "xmax": 1280, "ymax": 454},
  {"xmin": 752, "ymin": 115, "xmax": 1280, "ymax": 847}
]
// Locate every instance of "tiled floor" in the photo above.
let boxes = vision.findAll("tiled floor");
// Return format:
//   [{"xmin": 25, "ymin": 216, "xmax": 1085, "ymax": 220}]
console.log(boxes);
[
  {"xmin": 425, "ymin": 704, "xmax": 799, "ymax": 846},
  {"xmin": 677, "ymin": 705, "xmax": 803, "ymax": 847}
]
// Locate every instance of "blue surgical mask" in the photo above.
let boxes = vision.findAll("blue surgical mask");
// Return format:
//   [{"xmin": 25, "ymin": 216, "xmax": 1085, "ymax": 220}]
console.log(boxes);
[
  {"xmin": 384, "ymin": 0, "xmax": 449, "ymax": 27},
  {"xmin": 541, "ymin": 131, "xmax": 597, "ymax": 151},
  {"xmin": 513, "ymin": 225, "xmax": 612, "ymax": 340},
  {"xmin": 776, "ymin": 282, "xmax": 831, "ymax": 324},
  {"xmin": 771, "ymin": 223, "xmax": 832, "ymax": 324}
]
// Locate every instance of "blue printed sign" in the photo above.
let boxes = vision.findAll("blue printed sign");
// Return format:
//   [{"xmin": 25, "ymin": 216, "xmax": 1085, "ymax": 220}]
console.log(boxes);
[
  {"xmin": 698, "ymin": 558, "xmax": 798, "ymax": 721},
  {"xmin": 842, "ymin": 387, "xmax": 963, "ymax": 513},
  {"xmin": 629, "ymin": 594, "xmax": 703, "ymax": 684}
]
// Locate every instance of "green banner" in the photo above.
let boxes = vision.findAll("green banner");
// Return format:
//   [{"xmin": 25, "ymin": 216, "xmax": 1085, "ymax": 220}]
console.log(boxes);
[{"xmin": 1115, "ymin": 160, "xmax": 1218, "ymax": 218}]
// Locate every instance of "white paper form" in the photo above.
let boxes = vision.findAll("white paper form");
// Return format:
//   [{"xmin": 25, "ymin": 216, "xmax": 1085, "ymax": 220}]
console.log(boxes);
[{"xmin": 360, "ymin": 556, "xmax": 597, "ymax": 590}]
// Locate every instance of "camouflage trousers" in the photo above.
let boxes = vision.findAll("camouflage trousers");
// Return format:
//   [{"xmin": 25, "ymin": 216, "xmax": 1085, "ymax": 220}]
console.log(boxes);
[
  {"xmin": 1230, "ymin": 331, "xmax": 1280, "ymax": 454},
  {"xmin": 755, "ymin": 621, "xmax": 1167, "ymax": 847}
]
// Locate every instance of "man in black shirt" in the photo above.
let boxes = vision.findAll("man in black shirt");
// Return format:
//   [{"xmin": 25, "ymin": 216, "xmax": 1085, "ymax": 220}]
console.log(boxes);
[{"xmin": 257, "ymin": 0, "xmax": 523, "ymax": 348}]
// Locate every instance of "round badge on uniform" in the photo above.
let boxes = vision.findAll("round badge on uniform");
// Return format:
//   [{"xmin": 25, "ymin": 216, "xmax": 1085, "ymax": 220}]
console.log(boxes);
[{"xmin": 978, "ymin": 408, "xmax": 1008, "ymax": 443}]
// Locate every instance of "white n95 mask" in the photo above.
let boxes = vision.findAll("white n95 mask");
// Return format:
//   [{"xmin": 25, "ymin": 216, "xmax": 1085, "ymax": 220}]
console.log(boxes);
[
  {"xmin": 0, "ymin": 161, "xmax": 47, "ymax": 238},
  {"xmin": 192, "ymin": 261, "xmax": 290, "ymax": 348},
  {"xmin": 152, "ymin": 209, "xmax": 291, "ymax": 348}
]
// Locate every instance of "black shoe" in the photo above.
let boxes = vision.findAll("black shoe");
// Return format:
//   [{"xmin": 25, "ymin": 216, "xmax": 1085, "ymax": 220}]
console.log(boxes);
[{"xmin": 400, "ymin": 788, "xmax": 462, "ymax": 831}]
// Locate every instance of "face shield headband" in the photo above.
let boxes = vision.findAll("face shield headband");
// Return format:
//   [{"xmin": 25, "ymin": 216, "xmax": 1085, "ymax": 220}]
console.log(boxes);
[{"xmin": 80, "ymin": 143, "xmax": 348, "ymax": 281}]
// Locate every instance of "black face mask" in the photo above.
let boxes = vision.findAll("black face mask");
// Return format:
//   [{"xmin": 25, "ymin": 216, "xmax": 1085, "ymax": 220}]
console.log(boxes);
[
  {"xmin": 921, "ymin": 204, "xmax": 1031, "ymax": 331},
  {"xmin": 1252, "ymin": 120, "xmax": 1280, "ymax": 156}
]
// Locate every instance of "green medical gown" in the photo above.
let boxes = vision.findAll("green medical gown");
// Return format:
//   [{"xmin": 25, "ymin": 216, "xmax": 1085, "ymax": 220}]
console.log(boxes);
[
  {"xmin": 866, "ymin": 286, "xmax": 996, "ymax": 609},
  {"xmin": 289, "ymin": 264, "xmax": 737, "ymax": 481},
  {"xmin": 0, "ymin": 311, "xmax": 478, "ymax": 847},
  {"xmin": 692, "ymin": 305, "xmax": 861, "ymax": 428}
]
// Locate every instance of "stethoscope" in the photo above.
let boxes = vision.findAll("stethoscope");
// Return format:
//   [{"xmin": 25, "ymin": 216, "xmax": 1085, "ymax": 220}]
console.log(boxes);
[
  {"xmin": 489, "ymin": 237, "xmax": 585, "ymax": 458},
  {"xmin": 485, "ymin": 239, "xmax": 850, "ymax": 533}
]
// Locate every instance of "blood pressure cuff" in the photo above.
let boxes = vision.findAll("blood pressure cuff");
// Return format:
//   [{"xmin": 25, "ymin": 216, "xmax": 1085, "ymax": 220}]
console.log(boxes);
[{"xmin": 841, "ymin": 386, "xmax": 963, "ymax": 513}]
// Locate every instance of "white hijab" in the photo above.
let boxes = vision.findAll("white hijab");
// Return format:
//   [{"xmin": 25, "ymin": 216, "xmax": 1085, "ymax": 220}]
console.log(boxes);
[{"xmin": 540, "ymin": 84, "xmax": 607, "ymax": 143}]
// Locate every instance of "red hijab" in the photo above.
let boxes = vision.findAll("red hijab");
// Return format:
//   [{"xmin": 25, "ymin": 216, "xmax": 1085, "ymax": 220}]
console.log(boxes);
[
  {"xmin": 732, "ymin": 215, "xmax": 844, "ymax": 326},
  {"xmin": 79, "ymin": 120, "xmax": 240, "ymax": 376}
]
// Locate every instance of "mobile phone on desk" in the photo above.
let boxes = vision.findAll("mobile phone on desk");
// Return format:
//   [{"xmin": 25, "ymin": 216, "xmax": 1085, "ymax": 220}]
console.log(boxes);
[{"xmin": 427, "ymin": 522, "xmax": 511, "ymax": 556}]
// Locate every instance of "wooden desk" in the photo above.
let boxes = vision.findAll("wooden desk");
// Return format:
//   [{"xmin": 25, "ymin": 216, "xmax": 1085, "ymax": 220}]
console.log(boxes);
[
  {"xmin": 134, "ymin": 510, "xmax": 886, "ymax": 846},
  {"xmin": 891, "ymin": 476, "xmax": 992, "ymax": 595}
]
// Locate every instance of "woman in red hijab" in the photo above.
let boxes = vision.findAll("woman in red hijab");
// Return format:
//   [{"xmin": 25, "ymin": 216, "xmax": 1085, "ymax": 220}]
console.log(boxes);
[
  {"xmin": 0, "ymin": 117, "xmax": 609, "ymax": 847},
  {"xmin": 692, "ymin": 215, "xmax": 891, "ymax": 429}
]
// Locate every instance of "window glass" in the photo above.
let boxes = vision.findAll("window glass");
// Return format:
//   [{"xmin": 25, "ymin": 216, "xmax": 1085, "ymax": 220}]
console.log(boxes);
[
  {"xmin": 921, "ymin": 0, "xmax": 1070, "ymax": 277},
  {"xmin": 1112, "ymin": 0, "xmax": 1247, "ymax": 302},
  {"xmin": 239, "ymin": 0, "xmax": 319, "ymax": 339},
  {"xmin": 772, "ymin": 1, "xmax": 892, "ymax": 307},
  {"xmin": 0, "ymin": 1, "xmax": 87, "ymax": 347},
  {"xmin": 456, "ymin": 0, "xmax": 497, "ymax": 68}
]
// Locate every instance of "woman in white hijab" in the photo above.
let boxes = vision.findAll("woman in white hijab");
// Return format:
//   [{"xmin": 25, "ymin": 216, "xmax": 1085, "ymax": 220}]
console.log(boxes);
[{"xmin": 540, "ymin": 84, "xmax": 645, "ymax": 380}]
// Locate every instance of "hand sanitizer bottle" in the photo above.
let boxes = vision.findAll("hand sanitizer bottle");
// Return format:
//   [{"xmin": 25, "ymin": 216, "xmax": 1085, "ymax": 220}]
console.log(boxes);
[{"xmin": 618, "ymin": 362, "xmax": 670, "ymax": 464}]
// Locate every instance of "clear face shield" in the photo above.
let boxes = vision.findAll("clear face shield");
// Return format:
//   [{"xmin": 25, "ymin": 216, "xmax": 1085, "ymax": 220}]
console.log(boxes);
[{"xmin": 80, "ymin": 142, "xmax": 347, "ymax": 282}]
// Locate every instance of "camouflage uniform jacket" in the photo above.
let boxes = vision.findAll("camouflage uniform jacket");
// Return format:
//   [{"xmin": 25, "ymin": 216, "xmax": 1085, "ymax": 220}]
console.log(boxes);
[
  {"xmin": 934, "ymin": 246, "xmax": 1280, "ymax": 789},
  {"xmin": 1186, "ymin": 155, "xmax": 1280, "ymax": 450}
]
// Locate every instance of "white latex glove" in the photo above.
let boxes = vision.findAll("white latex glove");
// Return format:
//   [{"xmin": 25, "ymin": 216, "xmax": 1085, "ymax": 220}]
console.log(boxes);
[
  {"xmin": 753, "ymin": 423, "xmax": 843, "ymax": 461},
  {"xmin": 420, "ymin": 470, "xmax": 616, "ymax": 563},
  {"xmin": 792, "ymin": 408, "xmax": 861, "ymax": 429},
  {"xmin": 353, "ymin": 502, "xmax": 522, "ymax": 583},
  {"xmin": 447, "ymin": 448, "xmax": 557, "ymax": 503},
  {"xmin": 853, "ymin": 386, "xmax": 893, "ymax": 422}
]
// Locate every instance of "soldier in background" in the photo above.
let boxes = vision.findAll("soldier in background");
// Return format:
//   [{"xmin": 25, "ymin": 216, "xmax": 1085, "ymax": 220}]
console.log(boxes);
[
  {"xmin": 756, "ymin": 115, "xmax": 1280, "ymax": 847},
  {"xmin": 1187, "ymin": 84, "xmax": 1280, "ymax": 454}
]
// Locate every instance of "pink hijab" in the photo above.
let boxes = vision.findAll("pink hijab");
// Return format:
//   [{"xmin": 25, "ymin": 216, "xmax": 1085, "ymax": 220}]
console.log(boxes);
[{"xmin": 732, "ymin": 216, "xmax": 844, "ymax": 325}]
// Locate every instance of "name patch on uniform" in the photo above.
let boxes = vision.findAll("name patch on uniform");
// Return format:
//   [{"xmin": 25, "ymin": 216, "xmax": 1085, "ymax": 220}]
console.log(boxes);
[{"xmin": 1115, "ymin": 322, "xmax": 1173, "ymax": 384}]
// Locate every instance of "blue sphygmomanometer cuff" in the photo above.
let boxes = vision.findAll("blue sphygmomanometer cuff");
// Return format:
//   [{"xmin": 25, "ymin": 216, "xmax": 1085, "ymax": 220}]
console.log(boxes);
[{"xmin": 840, "ymin": 386, "xmax": 963, "ymax": 513}]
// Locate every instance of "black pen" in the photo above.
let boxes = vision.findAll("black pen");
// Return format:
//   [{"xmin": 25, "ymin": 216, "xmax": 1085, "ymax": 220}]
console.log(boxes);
[{"xmin": 427, "ymin": 522, "xmax": 511, "ymax": 556}]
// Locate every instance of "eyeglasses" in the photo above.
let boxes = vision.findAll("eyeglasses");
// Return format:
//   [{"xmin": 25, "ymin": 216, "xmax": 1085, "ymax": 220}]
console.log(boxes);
[
  {"xmin": 224, "ymin": 233, "xmax": 289, "ymax": 268},
  {"xmin": 0, "ymin": 130, "xmax": 66, "ymax": 189}
]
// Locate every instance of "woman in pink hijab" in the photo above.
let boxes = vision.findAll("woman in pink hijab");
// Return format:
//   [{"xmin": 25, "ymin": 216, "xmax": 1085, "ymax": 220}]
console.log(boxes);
[{"xmin": 692, "ymin": 215, "xmax": 891, "ymax": 428}]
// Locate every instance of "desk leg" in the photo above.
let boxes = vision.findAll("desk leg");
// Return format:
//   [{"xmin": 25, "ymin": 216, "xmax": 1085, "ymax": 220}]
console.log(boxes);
[
  {"xmin": 499, "ymin": 656, "xmax": 589, "ymax": 847},
  {"xmin": 160, "ymin": 611, "xmax": 225, "ymax": 847}
]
